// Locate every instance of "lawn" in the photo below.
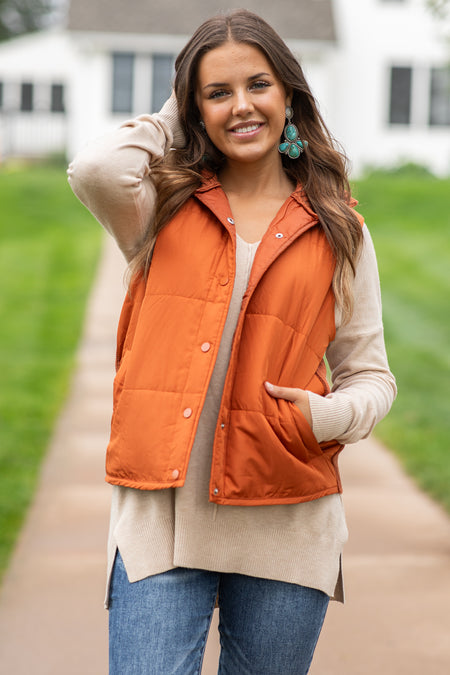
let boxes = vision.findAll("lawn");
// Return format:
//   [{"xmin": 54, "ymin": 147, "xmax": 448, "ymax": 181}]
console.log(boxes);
[
  {"xmin": 353, "ymin": 167, "xmax": 450, "ymax": 512},
  {"xmin": 0, "ymin": 161, "xmax": 102, "ymax": 581}
]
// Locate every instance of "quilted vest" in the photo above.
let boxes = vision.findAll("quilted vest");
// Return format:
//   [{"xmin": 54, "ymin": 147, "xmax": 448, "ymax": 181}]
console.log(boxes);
[{"xmin": 106, "ymin": 176, "xmax": 352, "ymax": 505}]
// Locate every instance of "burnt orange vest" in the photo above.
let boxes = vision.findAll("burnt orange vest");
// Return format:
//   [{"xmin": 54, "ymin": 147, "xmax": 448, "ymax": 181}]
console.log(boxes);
[{"xmin": 106, "ymin": 176, "xmax": 355, "ymax": 505}]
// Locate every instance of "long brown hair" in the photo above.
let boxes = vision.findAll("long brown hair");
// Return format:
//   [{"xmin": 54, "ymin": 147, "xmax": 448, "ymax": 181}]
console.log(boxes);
[{"xmin": 130, "ymin": 9, "xmax": 363, "ymax": 321}]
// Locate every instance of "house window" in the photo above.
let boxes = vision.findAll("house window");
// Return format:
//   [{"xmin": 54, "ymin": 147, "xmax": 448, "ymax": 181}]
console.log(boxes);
[
  {"xmin": 429, "ymin": 67, "xmax": 450, "ymax": 126},
  {"xmin": 51, "ymin": 83, "xmax": 65, "ymax": 113},
  {"xmin": 21, "ymin": 82, "xmax": 34, "ymax": 112},
  {"xmin": 112, "ymin": 53, "xmax": 134, "ymax": 114},
  {"xmin": 151, "ymin": 54, "xmax": 173, "ymax": 113},
  {"xmin": 389, "ymin": 66, "xmax": 412, "ymax": 124}
]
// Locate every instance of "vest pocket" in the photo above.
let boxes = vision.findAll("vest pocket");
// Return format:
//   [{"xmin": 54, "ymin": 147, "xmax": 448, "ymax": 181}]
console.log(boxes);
[
  {"xmin": 224, "ymin": 407, "xmax": 339, "ymax": 503},
  {"xmin": 277, "ymin": 398, "xmax": 324, "ymax": 463}
]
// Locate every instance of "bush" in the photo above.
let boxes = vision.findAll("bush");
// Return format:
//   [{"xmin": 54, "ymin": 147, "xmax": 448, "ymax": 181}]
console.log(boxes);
[{"xmin": 362, "ymin": 162, "xmax": 436, "ymax": 180}]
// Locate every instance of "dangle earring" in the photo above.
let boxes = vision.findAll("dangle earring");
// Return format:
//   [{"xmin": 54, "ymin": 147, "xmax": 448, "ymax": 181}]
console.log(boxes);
[
  {"xmin": 278, "ymin": 106, "xmax": 308, "ymax": 159},
  {"xmin": 199, "ymin": 120, "xmax": 206, "ymax": 130}
]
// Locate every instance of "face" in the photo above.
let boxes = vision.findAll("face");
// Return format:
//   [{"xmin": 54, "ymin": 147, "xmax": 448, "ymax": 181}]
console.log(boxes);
[{"xmin": 195, "ymin": 41, "xmax": 291, "ymax": 168}]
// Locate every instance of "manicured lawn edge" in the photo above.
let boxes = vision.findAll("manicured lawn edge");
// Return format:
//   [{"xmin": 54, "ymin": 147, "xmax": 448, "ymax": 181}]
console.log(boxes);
[
  {"xmin": 0, "ymin": 162, "xmax": 102, "ymax": 581},
  {"xmin": 353, "ymin": 169, "xmax": 450, "ymax": 512}
]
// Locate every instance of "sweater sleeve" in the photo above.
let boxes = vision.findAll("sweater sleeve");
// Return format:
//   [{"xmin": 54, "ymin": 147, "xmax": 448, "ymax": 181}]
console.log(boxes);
[
  {"xmin": 67, "ymin": 95, "xmax": 184, "ymax": 260},
  {"xmin": 307, "ymin": 224, "xmax": 397, "ymax": 444}
]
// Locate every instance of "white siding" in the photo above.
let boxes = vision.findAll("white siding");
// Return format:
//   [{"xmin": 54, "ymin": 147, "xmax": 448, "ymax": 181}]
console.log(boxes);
[{"xmin": 332, "ymin": 0, "xmax": 450, "ymax": 175}]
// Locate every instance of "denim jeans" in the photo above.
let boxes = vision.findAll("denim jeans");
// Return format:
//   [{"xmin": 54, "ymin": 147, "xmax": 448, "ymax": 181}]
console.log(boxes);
[{"xmin": 109, "ymin": 551, "xmax": 329, "ymax": 675}]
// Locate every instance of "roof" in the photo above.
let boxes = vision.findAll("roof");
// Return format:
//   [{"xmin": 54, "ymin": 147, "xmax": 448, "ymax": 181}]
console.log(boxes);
[{"xmin": 67, "ymin": 0, "xmax": 336, "ymax": 42}]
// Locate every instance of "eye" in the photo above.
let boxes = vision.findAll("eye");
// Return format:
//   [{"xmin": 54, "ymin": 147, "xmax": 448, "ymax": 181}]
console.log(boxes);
[
  {"xmin": 250, "ymin": 80, "xmax": 271, "ymax": 91},
  {"xmin": 208, "ymin": 89, "xmax": 228, "ymax": 100}
]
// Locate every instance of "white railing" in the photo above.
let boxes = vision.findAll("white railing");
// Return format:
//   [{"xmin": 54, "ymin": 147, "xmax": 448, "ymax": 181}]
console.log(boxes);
[{"xmin": 0, "ymin": 112, "xmax": 67, "ymax": 161}]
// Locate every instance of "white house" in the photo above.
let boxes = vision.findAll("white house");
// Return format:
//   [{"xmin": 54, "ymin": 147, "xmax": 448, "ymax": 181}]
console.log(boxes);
[
  {"xmin": 64, "ymin": 0, "xmax": 339, "ymax": 161},
  {"xmin": 0, "ymin": 0, "xmax": 449, "ymax": 175},
  {"xmin": 330, "ymin": 0, "xmax": 450, "ymax": 176},
  {"xmin": 0, "ymin": 29, "xmax": 75, "ymax": 159}
]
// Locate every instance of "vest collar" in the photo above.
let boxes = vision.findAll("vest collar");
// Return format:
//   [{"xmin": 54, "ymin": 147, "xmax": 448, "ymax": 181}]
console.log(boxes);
[
  {"xmin": 193, "ymin": 171, "xmax": 322, "ymax": 299},
  {"xmin": 196, "ymin": 170, "xmax": 358, "ymax": 212},
  {"xmin": 195, "ymin": 170, "xmax": 318, "ymax": 219}
]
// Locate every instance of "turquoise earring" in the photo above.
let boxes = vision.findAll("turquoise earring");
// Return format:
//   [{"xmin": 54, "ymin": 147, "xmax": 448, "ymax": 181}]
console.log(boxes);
[{"xmin": 278, "ymin": 106, "xmax": 308, "ymax": 159}]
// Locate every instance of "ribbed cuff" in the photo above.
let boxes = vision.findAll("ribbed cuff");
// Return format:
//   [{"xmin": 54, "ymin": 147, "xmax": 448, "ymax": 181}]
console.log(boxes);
[
  {"xmin": 307, "ymin": 391, "xmax": 354, "ymax": 444},
  {"xmin": 157, "ymin": 94, "xmax": 185, "ymax": 148}
]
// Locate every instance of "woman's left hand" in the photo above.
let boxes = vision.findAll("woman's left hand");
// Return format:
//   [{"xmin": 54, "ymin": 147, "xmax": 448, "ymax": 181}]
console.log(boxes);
[{"xmin": 264, "ymin": 381, "xmax": 313, "ymax": 427}]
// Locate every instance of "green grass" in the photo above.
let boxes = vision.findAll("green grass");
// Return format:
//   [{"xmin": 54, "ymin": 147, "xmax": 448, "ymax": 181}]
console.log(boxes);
[
  {"xmin": 353, "ymin": 167, "xmax": 450, "ymax": 512},
  {"xmin": 0, "ymin": 161, "xmax": 101, "ymax": 581}
]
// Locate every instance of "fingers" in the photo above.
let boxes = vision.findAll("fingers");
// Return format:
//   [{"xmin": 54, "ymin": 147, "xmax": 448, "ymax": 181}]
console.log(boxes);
[
  {"xmin": 264, "ymin": 381, "xmax": 302, "ymax": 402},
  {"xmin": 265, "ymin": 381, "xmax": 313, "ymax": 426}
]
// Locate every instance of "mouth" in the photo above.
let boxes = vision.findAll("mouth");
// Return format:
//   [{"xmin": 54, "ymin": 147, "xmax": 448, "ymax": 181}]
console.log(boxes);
[{"xmin": 228, "ymin": 122, "xmax": 264, "ymax": 137}]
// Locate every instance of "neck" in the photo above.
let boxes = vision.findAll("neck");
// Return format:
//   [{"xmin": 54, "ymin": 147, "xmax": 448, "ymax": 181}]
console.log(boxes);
[{"xmin": 219, "ymin": 158, "xmax": 294, "ymax": 198}]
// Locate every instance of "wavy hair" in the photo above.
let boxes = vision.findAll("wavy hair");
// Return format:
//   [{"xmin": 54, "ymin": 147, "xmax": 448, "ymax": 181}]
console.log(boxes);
[{"xmin": 130, "ymin": 9, "xmax": 363, "ymax": 321}]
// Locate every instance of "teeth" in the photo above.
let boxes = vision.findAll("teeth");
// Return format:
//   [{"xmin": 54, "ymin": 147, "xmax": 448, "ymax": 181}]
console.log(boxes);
[{"xmin": 233, "ymin": 124, "xmax": 260, "ymax": 134}]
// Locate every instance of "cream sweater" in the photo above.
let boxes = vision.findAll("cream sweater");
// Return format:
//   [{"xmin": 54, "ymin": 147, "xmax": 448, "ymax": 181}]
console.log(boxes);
[{"xmin": 68, "ymin": 97, "xmax": 396, "ymax": 604}]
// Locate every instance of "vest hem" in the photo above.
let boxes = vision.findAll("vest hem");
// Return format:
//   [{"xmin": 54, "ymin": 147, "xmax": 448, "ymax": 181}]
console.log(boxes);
[
  {"xmin": 105, "ymin": 475, "xmax": 184, "ymax": 490},
  {"xmin": 105, "ymin": 475, "xmax": 342, "ymax": 505},
  {"xmin": 209, "ymin": 484, "xmax": 342, "ymax": 506}
]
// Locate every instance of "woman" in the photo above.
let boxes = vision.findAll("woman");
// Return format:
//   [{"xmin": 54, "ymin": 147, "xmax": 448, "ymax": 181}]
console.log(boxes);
[{"xmin": 68, "ymin": 9, "xmax": 396, "ymax": 675}]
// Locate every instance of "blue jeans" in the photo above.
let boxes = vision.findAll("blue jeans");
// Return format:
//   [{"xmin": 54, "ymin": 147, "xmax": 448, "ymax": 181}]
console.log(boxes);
[{"xmin": 109, "ymin": 551, "xmax": 329, "ymax": 675}]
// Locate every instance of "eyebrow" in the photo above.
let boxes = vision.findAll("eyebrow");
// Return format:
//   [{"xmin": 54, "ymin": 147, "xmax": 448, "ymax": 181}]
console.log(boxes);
[{"xmin": 202, "ymin": 72, "xmax": 272, "ymax": 90}]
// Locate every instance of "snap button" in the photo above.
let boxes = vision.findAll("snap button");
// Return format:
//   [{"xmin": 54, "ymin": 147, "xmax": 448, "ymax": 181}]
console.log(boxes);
[
  {"xmin": 227, "ymin": 217, "xmax": 235, "ymax": 225},
  {"xmin": 172, "ymin": 469, "xmax": 180, "ymax": 480},
  {"xmin": 220, "ymin": 423, "xmax": 225, "ymax": 429},
  {"xmin": 213, "ymin": 488, "xmax": 219, "ymax": 495},
  {"xmin": 201, "ymin": 342, "xmax": 211, "ymax": 352},
  {"xmin": 183, "ymin": 408, "xmax": 192, "ymax": 418},
  {"xmin": 275, "ymin": 232, "xmax": 284, "ymax": 239},
  {"xmin": 219, "ymin": 276, "xmax": 229, "ymax": 286}
]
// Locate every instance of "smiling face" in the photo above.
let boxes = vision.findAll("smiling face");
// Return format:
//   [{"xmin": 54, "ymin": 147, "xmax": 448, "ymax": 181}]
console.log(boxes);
[{"xmin": 195, "ymin": 41, "xmax": 291, "ymax": 170}]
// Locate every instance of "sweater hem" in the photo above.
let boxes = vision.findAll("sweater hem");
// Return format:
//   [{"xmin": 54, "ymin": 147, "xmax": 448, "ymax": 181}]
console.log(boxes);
[{"xmin": 173, "ymin": 513, "xmax": 345, "ymax": 601}]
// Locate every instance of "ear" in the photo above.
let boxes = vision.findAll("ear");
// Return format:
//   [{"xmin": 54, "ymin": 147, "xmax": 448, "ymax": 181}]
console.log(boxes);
[{"xmin": 285, "ymin": 86, "xmax": 293, "ymax": 108}]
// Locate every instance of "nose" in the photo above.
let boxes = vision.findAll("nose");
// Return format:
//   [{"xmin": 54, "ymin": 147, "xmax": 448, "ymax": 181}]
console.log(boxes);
[{"xmin": 232, "ymin": 89, "xmax": 254, "ymax": 116}]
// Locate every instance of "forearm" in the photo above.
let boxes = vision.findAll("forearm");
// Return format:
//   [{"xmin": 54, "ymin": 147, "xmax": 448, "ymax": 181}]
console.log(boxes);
[
  {"xmin": 67, "ymin": 96, "xmax": 183, "ymax": 260},
  {"xmin": 308, "ymin": 225, "xmax": 397, "ymax": 444},
  {"xmin": 308, "ymin": 335, "xmax": 396, "ymax": 444}
]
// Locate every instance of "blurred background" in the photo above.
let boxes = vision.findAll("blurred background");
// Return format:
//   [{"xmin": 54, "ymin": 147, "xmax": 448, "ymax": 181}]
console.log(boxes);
[
  {"xmin": 0, "ymin": 1, "xmax": 449, "ymax": 673},
  {"xmin": 0, "ymin": 0, "xmax": 449, "ymax": 172}
]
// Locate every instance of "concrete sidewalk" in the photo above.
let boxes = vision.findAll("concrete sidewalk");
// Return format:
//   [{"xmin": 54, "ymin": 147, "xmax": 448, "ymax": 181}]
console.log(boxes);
[{"xmin": 1, "ymin": 236, "xmax": 449, "ymax": 674}]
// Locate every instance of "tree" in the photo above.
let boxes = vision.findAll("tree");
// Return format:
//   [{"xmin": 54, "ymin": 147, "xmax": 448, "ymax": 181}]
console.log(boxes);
[
  {"xmin": 0, "ymin": 0, "xmax": 65, "ymax": 41},
  {"xmin": 426, "ymin": 0, "xmax": 450, "ymax": 19}
]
